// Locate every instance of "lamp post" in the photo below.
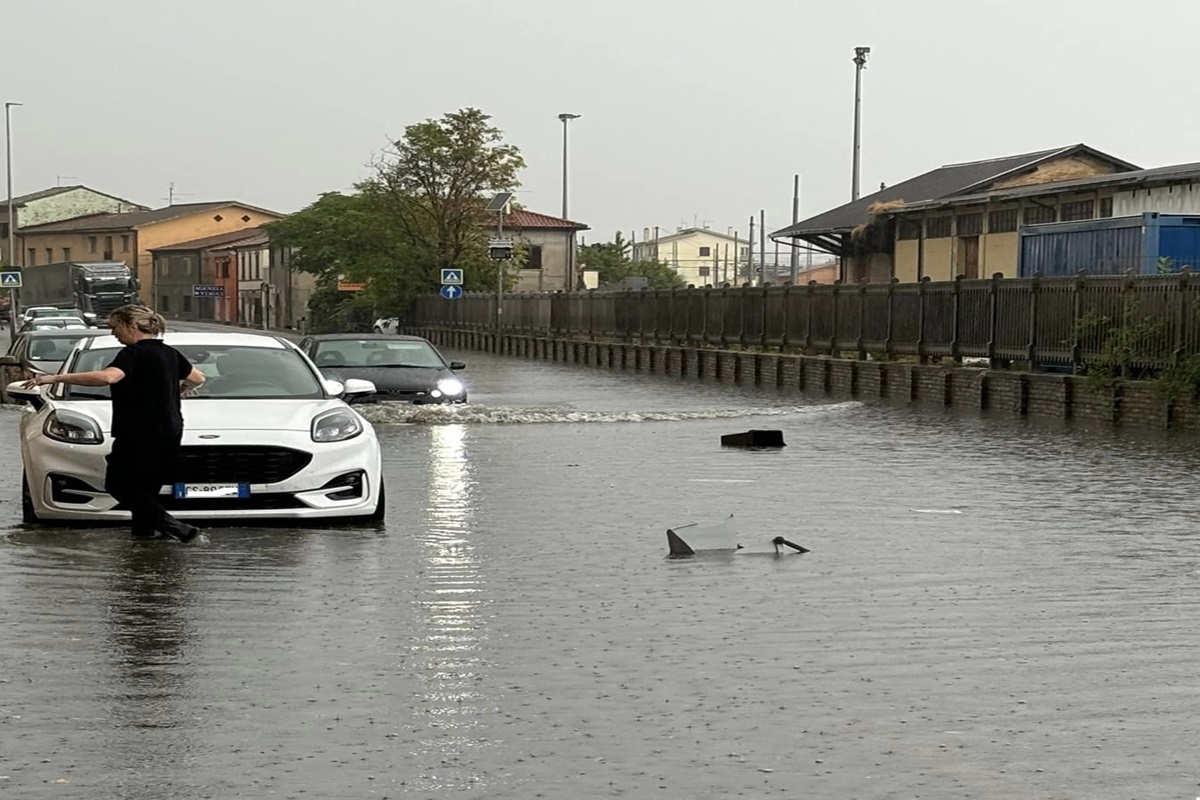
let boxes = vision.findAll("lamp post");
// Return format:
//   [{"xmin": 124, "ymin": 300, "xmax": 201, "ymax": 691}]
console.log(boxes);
[
  {"xmin": 558, "ymin": 113, "xmax": 580, "ymax": 291},
  {"xmin": 6, "ymin": 101, "xmax": 22, "ymax": 340},
  {"xmin": 851, "ymin": 47, "xmax": 870, "ymax": 202}
]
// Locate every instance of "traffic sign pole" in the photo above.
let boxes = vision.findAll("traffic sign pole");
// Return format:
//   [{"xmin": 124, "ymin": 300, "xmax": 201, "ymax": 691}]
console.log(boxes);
[{"xmin": 1, "ymin": 271, "xmax": 21, "ymax": 333}]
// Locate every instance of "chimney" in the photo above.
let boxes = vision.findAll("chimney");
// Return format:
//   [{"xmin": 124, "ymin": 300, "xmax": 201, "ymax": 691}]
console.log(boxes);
[{"xmin": 643, "ymin": 227, "xmax": 650, "ymax": 241}]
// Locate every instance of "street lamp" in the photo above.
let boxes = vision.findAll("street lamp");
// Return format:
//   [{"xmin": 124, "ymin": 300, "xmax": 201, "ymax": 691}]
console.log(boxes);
[
  {"xmin": 558, "ymin": 113, "xmax": 581, "ymax": 291},
  {"xmin": 6, "ymin": 101, "xmax": 22, "ymax": 341},
  {"xmin": 851, "ymin": 47, "xmax": 870, "ymax": 202}
]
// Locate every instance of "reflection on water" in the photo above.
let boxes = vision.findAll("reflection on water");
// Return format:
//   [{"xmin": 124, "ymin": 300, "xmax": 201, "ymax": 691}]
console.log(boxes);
[{"xmin": 360, "ymin": 401, "xmax": 861, "ymax": 425}]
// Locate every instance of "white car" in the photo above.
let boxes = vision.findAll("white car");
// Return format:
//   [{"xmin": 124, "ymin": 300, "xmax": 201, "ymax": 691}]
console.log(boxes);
[
  {"xmin": 7, "ymin": 331, "xmax": 386, "ymax": 525},
  {"xmin": 372, "ymin": 317, "xmax": 399, "ymax": 334}
]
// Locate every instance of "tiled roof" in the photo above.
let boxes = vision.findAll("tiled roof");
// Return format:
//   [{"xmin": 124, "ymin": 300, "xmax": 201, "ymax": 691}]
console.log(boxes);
[
  {"xmin": 148, "ymin": 227, "xmax": 269, "ymax": 253},
  {"xmin": 499, "ymin": 209, "xmax": 589, "ymax": 230},
  {"xmin": 19, "ymin": 201, "xmax": 282, "ymax": 233},
  {"xmin": 772, "ymin": 144, "xmax": 1141, "ymax": 238},
  {"xmin": 0, "ymin": 185, "xmax": 148, "ymax": 210}
]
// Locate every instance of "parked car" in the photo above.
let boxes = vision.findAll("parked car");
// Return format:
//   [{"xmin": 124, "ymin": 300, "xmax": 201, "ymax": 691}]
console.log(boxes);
[
  {"xmin": 298, "ymin": 333, "xmax": 467, "ymax": 404},
  {"xmin": 20, "ymin": 316, "xmax": 90, "ymax": 333},
  {"xmin": 6, "ymin": 331, "xmax": 385, "ymax": 525},
  {"xmin": 0, "ymin": 328, "xmax": 110, "ymax": 403},
  {"xmin": 372, "ymin": 317, "xmax": 399, "ymax": 334},
  {"xmin": 20, "ymin": 306, "xmax": 84, "ymax": 326}
]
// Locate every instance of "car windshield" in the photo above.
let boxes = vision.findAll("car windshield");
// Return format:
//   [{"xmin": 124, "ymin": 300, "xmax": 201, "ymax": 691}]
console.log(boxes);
[
  {"xmin": 62, "ymin": 344, "xmax": 326, "ymax": 400},
  {"xmin": 87, "ymin": 279, "xmax": 129, "ymax": 293},
  {"xmin": 30, "ymin": 319, "xmax": 87, "ymax": 329},
  {"xmin": 28, "ymin": 308, "xmax": 68, "ymax": 318},
  {"xmin": 27, "ymin": 335, "xmax": 93, "ymax": 362},
  {"xmin": 313, "ymin": 339, "xmax": 445, "ymax": 369}
]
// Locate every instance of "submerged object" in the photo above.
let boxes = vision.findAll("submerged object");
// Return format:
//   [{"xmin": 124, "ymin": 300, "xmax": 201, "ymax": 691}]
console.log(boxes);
[
  {"xmin": 666, "ymin": 515, "xmax": 808, "ymax": 557},
  {"xmin": 720, "ymin": 430, "xmax": 786, "ymax": 448}
]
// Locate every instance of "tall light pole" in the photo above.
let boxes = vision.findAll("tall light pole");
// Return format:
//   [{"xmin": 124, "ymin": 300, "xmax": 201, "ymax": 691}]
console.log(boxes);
[
  {"xmin": 6, "ymin": 101, "xmax": 22, "ymax": 340},
  {"xmin": 851, "ymin": 47, "xmax": 870, "ymax": 202},
  {"xmin": 558, "ymin": 113, "xmax": 581, "ymax": 290}
]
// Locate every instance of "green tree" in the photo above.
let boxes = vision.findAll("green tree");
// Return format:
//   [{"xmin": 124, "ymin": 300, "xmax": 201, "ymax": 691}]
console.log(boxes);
[{"xmin": 580, "ymin": 231, "xmax": 687, "ymax": 289}]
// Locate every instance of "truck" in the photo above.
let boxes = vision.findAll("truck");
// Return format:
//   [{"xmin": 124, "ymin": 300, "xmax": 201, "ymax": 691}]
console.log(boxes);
[
  {"xmin": 1019, "ymin": 213, "xmax": 1200, "ymax": 278},
  {"xmin": 17, "ymin": 261, "xmax": 141, "ymax": 325}
]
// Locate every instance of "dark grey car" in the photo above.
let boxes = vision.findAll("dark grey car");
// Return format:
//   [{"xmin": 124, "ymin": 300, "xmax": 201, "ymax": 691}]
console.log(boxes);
[
  {"xmin": 298, "ymin": 334, "xmax": 468, "ymax": 404},
  {"xmin": 0, "ymin": 328, "xmax": 109, "ymax": 403}
]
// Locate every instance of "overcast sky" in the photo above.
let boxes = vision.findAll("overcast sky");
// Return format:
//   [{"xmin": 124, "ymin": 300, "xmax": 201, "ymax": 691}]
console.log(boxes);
[{"xmin": 7, "ymin": 0, "xmax": 1198, "ymax": 246}]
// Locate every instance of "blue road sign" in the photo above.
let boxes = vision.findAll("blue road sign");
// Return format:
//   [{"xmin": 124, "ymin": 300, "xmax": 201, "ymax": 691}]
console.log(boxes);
[
  {"xmin": 193, "ymin": 284, "xmax": 225, "ymax": 298},
  {"xmin": 0, "ymin": 271, "xmax": 21, "ymax": 289},
  {"xmin": 440, "ymin": 284, "xmax": 463, "ymax": 300},
  {"xmin": 441, "ymin": 268, "xmax": 464, "ymax": 285}
]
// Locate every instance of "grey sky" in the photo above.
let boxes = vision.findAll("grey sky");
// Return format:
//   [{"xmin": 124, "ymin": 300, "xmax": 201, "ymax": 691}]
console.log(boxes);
[{"xmin": 7, "ymin": 0, "xmax": 1197, "ymax": 247}]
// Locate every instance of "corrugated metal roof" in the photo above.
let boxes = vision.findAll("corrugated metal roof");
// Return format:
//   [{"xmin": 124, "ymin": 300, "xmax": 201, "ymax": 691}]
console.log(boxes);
[{"xmin": 19, "ymin": 201, "xmax": 282, "ymax": 232}]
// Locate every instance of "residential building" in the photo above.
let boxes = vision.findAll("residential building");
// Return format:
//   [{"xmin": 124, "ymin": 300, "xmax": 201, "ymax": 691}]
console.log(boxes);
[
  {"xmin": 17, "ymin": 201, "xmax": 284, "ymax": 301},
  {"xmin": 772, "ymin": 144, "xmax": 1142, "ymax": 283},
  {"xmin": 631, "ymin": 227, "xmax": 750, "ymax": 286},
  {"xmin": 0, "ymin": 185, "xmax": 147, "ymax": 262},
  {"xmin": 494, "ymin": 210, "xmax": 589, "ymax": 292},
  {"xmin": 268, "ymin": 243, "xmax": 316, "ymax": 330}
]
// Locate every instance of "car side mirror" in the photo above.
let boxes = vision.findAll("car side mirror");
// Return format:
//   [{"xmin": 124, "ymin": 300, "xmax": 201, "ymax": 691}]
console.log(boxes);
[
  {"xmin": 0, "ymin": 355, "xmax": 17, "ymax": 366},
  {"xmin": 449, "ymin": 361, "xmax": 466, "ymax": 370},
  {"xmin": 342, "ymin": 378, "xmax": 376, "ymax": 397},
  {"xmin": 323, "ymin": 379, "xmax": 345, "ymax": 396},
  {"xmin": 5, "ymin": 380, "xmax": 45, "ymax": 410}
]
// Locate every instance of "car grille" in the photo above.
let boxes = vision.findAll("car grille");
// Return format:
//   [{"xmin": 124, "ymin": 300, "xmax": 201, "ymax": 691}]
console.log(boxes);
[
  {"xmin": 173, "ymin": 446, "xmax": 312, "ymax": 484},
  {"xmin": 378, "ymin": 388, "xmax": 428, "ymax": 398}
]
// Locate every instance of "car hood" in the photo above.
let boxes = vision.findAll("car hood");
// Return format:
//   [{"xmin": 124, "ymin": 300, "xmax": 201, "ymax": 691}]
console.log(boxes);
[
  {"xmin": 56, "ymin": 398, "xmax": 353, "ymax": 433},
  {"xmin": 321, "ymin": 365, "xmax": 449, "ymax": 390}
]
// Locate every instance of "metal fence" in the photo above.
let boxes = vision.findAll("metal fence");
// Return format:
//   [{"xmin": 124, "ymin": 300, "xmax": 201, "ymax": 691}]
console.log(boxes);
[{"xmin": 407, "ymin": 271, "xmax": 1200, "ymax": 371}]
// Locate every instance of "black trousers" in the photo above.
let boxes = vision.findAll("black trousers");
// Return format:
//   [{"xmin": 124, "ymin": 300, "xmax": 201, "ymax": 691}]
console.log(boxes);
[{"xmin": 105, "ymin": 436, "xmax": 185, "ymax": 538}]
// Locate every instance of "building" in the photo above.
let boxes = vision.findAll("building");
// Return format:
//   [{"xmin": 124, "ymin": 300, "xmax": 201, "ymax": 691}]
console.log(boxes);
[
  {"xmin": 772, "ymin": 144, "xmax": 1142, "ymax": 283},
  {"xmin": 17, "ymin": 201, "xmax": 284, "ymax": 301},
  {"xmin": 0, "ymin": 185, "xmax": 147, "ymax": 261},
  {"xmin": 268, "ymin": 243, "xmax": 317, "ymax": 331},
  {"xmin": 631, "ymin": 227, "xmax": 750, "ymax": 286},
  {"xmin": 493, "ymin": 209, "xmax": 588, "ymax": 292},
  {"xmin": 148, "ymin": 229, "xmax": 261, "ymax": 323}
]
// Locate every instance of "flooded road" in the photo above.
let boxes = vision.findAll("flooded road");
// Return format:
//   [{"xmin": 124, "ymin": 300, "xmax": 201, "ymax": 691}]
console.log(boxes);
[{"xmin": 3, "ymin": 347, "xmax": 1200, "ymax": 798}]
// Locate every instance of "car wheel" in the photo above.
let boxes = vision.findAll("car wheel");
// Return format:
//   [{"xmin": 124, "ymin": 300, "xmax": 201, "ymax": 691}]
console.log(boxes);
[
  {"xmin": 21, "ymin": 473, "xmax": 38, "ymax": 524},
  {"xmin": 367, "ymin": 480, "xmax": 386, "ymax": 522}
]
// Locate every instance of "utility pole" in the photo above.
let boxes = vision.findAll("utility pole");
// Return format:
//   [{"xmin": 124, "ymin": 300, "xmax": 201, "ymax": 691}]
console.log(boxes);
[
  {"xmin": 748, "ymin": 215, "xmax": 755, "ymax": 286},
  {"xmin": 759, "ymin": 209, "xmax": 766, "ymax": 286},
  {"xmin": 558, "ymin": 113, "xmax": 580, "ymax": 292},
  {"xmin": 790, "ymin": 174, "xmax": 800, "ymax": 284},
  {"xmin": 6, "ymin": 101, "xmax": 22, "ymax": 341},
  {"xmin": 852, "ymin": 46, "xmax": 871, "ymax": 202}
]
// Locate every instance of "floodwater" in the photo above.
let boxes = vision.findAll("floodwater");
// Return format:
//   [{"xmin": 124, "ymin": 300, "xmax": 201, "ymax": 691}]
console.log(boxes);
[{"xmin": 3, "ymin": 348, "xmax": 1200, "ymax": 798}]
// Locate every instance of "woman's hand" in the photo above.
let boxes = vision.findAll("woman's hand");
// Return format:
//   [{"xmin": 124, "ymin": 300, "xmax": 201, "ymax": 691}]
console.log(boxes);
[{"xmin": 21, "ymin": 374, "xmax": 56, "ymax": 389}]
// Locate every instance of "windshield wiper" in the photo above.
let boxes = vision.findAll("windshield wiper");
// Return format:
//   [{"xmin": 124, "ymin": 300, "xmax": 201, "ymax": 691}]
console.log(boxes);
[{"xmin": 378, "ymin": 363, "xmax": 435, "ymax": 368}]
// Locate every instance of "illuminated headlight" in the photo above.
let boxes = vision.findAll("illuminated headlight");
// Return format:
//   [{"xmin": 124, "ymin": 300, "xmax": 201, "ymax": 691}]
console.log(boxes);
[
  {"xmin": 437, "ymin": 377, "xmax": 465, "ymax": 397},
  {"xmin": 311, "ymin": 408, "xmax": 363, "ymax": 442},
  {"xmin": 43, "ymin": 409, "xmax": 104, "ymax": 445}
]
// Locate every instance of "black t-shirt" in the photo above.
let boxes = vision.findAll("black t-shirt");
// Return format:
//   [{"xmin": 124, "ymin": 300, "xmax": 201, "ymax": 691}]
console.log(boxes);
[{"xmin": 107, "ymin": 340, "xmax": 193, "ymax": 440}]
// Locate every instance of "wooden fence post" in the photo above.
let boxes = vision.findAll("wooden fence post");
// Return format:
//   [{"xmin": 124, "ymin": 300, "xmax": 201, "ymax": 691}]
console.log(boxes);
[
  {"xmin": 1071, "ymin": 270, "xmax": 1086, "ymax": 373},
  {"xmin": 951, "ymin": 274, "xmax": 963, "ymax": 363},
  {"xmin": 987, "ymin": 272, "xmax": 1001, "ymax": 369},
  {"xmin": 780, "ymin": 285, "xmax": 791, "ymax": 353},
  {"xmin": 917, "ymin": 276, "xmax": 929, "ymax": 364},
  {"xmin": 884, "ymin": 277, "xmax": 897, "ymax": 361},
  {"xmin": 1174, "ymin": 267, "xmax": 1190, "ymax": 365},
  {"xmin": 830, "ymin": 281, "xmax": 841, "ymax": 358},
  {"xmin": 857, "ymin": 278, "xmax": 868, "ymax": 360},
  {"xmin": 805, "ymin": 281, "xmax": 816, "ymax": 353},
  {"xmin": 760, "ymin": 287, "xmax": 769, "ymax": 350},
  {"xmin": 1027, "ymin": 272, "xmax": 1041, "ymax": 372}
]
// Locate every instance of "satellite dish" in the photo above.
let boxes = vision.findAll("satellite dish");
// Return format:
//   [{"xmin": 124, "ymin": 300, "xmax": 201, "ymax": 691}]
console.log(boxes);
[{"xmin": 485, "ymin": 192, "xmax": 513, "ymax": 213}]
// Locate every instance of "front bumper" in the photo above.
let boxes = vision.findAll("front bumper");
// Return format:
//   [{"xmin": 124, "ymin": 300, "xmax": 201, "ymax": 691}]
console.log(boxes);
[{"xmin": 24, "ymin": 427, "xmax": 382, "ymax": 522}]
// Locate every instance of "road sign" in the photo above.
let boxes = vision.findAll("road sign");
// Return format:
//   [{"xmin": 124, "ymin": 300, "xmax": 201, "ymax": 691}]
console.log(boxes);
[
  {"xmin": 440, "ymin": 284, "xmax": 463, "ymax": 300},
  {"xmin": 441, "ymin": 268, "xmax": 464, "ymax": 285},
  {"xmin": 193, "ymin": 284, "xmax": 225, "ymax": 298},
  {"xmin": 1, "ymin": 271, "xmax": 21, "ymax": 289}
]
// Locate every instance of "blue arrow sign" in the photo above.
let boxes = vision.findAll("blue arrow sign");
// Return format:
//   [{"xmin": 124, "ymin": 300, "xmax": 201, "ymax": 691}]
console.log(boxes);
[
  {"xmin": 440, "ymin": 284, "xmax": 463, "ymax": 300},
  {"xmin": 0, "ymin": 271, "xmax": 21, "ymax": 288},
  {"xmin": 441, "ymin": 268, "xmax": 464, "ymax": 285}
]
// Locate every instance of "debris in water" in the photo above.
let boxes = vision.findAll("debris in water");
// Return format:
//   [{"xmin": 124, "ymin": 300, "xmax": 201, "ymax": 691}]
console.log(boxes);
[
  {"xmin": 909, "ymin": 509, "xmax": 963, "ymax": 515},
  {"xmin": 720, "ymin": 429, "xmax": 786, "ymax": 448},
  {"xmin": 666, "ymin": 515, "xmax": 809, "ymax": 557}
]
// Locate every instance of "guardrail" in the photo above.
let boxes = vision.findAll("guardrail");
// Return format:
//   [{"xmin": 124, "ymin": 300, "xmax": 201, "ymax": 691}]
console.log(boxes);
[{"xmin": 407, "ymin": 271, "xmax": 1200, "ymax": 371}]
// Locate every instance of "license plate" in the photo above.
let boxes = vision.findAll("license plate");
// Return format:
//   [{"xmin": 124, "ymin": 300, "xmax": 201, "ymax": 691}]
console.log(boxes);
[{"xmin": 172, "ymin": 483, "xmax": 250, "ymax": 499}]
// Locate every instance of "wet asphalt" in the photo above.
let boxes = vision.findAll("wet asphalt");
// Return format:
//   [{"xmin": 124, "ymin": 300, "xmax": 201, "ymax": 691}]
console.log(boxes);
[{"xmin": 3, "ymin": 343, "xmax": 1200, "ymax": 798}]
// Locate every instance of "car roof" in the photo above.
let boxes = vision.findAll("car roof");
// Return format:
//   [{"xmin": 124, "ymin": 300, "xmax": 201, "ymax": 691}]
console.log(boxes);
[
  {"xmin": 79, "ymin": 331, "xmax": 292, "ymax": 350},
  {"xmin": 308, "ymin": 333, "xmax": 432, "ymax": 342},
  {"xmin": 25, "ymin": 328, "xmax": 108, "ymax": 338}
]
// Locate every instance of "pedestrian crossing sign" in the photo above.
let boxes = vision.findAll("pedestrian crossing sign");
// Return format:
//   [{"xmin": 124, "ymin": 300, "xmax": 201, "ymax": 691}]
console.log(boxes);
[
  {"xmin": 0, "ymin": 271, "xmax": 20, "ymax": 288},
  {"xmin": 441, "ymin": 269, "xmax": 464, "ymax": 285}
]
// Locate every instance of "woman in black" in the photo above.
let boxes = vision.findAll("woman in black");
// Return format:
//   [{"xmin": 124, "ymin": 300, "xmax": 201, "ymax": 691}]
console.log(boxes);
[{"xmin": 24, "ymin": 305, "xmax": 207, "ymax": 541}]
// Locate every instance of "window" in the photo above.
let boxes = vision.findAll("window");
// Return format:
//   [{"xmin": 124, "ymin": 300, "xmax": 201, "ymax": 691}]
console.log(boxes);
[
  {"xmin": 27, "ymin": 248, "xmax": 35, "ymax": 266},
  {"xmin": 1099, "ymin": 197, "xmax": 1114, "ymax": 218},
  {"xmin": 220, "ymin": 260, "xmax": 229, "ymax": 279},
  {"xmin": 104, "ymin": 235, "xmax": 113, "ymax": 253},
  {"xmin": 183, "ymin": 296, "xmax": 192, "ymax": 313},
  {"xmin": 896, "ymin": 218, "xmax": 922, "ymax": 240},
  {"xmin": 698, "ymin": 266, "xmax": 710, "ymax": 277},
  {"xmin": 739, "ymin": 247, "xmax": 749, "ymax": 258},
  {"xmin": 45, "ymin": 248, "xmax": 53, "ymax": 264},
  {"xmin": 1060, "ymin": 200, "xmax": 1094, "ymax": 222},
  {"xmin": 525, "ymin": 245, "xmax": 543, "ymax": 270},
  {"xmin": 956, "ymin": 213, "xmax": 983, "ymax": 237},
  {"xmin": 87, "ymin": 236, "xmax": 97, "ymax": 254},
  {"xmin": 161, "ymin": 295, "xmax": 170, "ymax": 312},
  {"xmin": 62, "ymin": 247, "xmax": 71, "ymax": 261},
  {"xmin": 121, "ymin": 235, "xmax": 130, "ymax": 252},
  {"xmin": 1024, "ymin": 205, "xmax": 1056, "ymax": 225},
  {"xmin": 0, "ymin": 223, "xmax": 8, "ymax": 239},
  {"xmin": 988, "ymin": 209, "xmax": 1019, "ymax": 233},
  {"xmin": 698, "ymin": 246, "xmax": 711, "ymax": 257},
  {"xmin": 926, "ymin": 217, "xmax": 952, "ymax": 238}
]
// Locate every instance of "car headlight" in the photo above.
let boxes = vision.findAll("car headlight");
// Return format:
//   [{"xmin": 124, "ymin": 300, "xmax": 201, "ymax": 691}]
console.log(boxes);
[
  {"xmin": 436, "ymin": 377, "xmax": 465, "ymax": 397},
  {"xmin": 311, "ymin": 408, "xmax": 363, "ymax": 442},
  {"xmin": 43, "ymin": 409, "xmax": 104, "ymax": 445},
  {"xmin": 83, "ymin": 312, "xmax": 97, "ymax": 319}
]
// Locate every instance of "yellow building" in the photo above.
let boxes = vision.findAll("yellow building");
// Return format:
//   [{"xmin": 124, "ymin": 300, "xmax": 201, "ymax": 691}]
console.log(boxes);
[
  {"xmin": 772, "ymin": 144, "xmax": 1140, "ymax": 283},
  {"xmin": 17, "ymin": 201, "xmax": 284, "ymax": 301},
  {"xmin": 631, "ymin": 227, "xmax": 750, "ymax": 286}
]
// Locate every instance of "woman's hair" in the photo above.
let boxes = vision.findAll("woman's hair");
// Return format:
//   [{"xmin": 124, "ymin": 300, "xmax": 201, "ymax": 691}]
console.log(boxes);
[{"xmin": 108, "ymin": 304, "xmax": 167, "ymax": 336}]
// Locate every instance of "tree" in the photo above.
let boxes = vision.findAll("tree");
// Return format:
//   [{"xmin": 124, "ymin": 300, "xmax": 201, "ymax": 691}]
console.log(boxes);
[
  {"xmin": 580, "ymin": 231, "xmax": 687, "ymax": 290},
  {"xmin": 266, "ymin": 108, "xmax": 524, "ymax": 318}
]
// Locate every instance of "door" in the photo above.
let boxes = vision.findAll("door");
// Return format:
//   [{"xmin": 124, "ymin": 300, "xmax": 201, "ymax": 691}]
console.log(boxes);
[{"xmin": 958, "ymin": 236, "xmax": 980, "ymax": 279}]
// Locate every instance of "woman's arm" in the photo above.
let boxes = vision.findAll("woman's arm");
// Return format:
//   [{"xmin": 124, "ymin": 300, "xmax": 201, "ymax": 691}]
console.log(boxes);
[{"xmin": 24, "ymin": 368, "xmax": 125, "ymax": 388}]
